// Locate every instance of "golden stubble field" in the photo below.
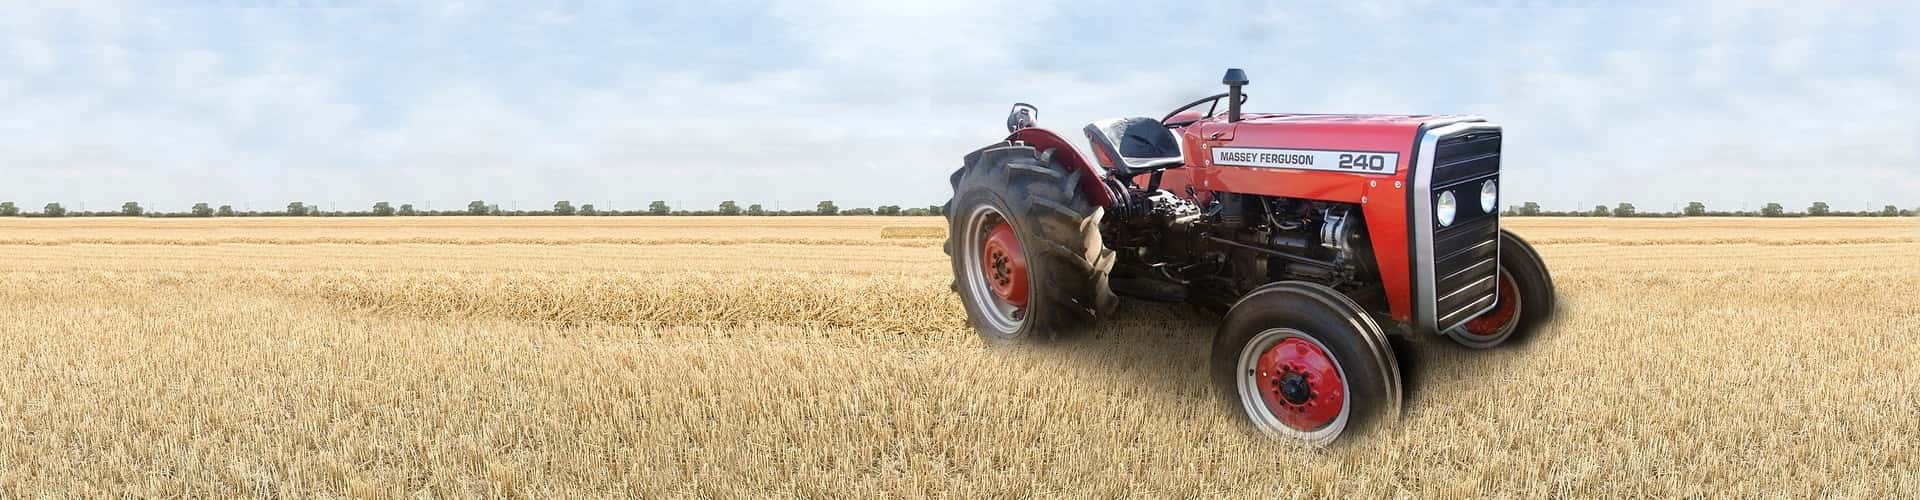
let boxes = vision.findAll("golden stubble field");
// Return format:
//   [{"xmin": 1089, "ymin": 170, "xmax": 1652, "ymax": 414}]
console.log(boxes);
[{"xmin": 0, "ymin": 216, "xmax": 1914, "ymax": 497}]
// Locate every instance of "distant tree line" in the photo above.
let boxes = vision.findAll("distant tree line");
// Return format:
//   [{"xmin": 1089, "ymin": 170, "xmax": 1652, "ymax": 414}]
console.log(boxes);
[
  {"xmin": 1503, "ymin": 201, "xmax": 1916, "ymax": 218},
  {"xmin": 0, "ymin": 200, "xmax": 949, "ymax": 217},
  {"xmin": 1, "ymin": 198, "xmax": 1911, "ymax": 218}
]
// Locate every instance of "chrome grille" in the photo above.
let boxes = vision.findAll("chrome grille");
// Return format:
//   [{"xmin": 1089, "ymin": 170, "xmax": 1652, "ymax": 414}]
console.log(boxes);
[
  {"xmin": 1430, "ymin": 131, "xmax": 1501, "ymax": 329},
  {"xmin": 1412, "ymin": 119, "xmax": 1502, "ymax": 333}
]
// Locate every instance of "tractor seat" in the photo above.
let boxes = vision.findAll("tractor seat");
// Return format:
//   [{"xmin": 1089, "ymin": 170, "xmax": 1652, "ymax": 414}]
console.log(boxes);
[{"xmin": 1084, "ymin": 117, "xmax": 1183, "ymax": 177}]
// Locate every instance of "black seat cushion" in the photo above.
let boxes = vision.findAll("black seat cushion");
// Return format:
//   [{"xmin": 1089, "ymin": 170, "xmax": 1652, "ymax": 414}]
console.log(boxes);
[{"xmin": 1083, "ymin": 117, "xmax": 1183, "ymax": 175}]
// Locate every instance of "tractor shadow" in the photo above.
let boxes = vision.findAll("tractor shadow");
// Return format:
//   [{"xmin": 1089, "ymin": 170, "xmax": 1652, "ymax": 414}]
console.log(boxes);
[
  {"xmin": 1019, "ymin": 301, "xmax": 1222, "ymax": 404},
  {"xmin": 1029, "ymin": 298, "xmax": 1569, "ymax": 411},
  {"xmin": 1386, "ymin": 305, "xmax": 1568, "ymax": 409}
]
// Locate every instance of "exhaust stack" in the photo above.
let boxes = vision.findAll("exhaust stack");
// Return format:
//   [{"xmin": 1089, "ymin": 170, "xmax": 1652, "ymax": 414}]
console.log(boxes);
[{"xmin": 1222, "ymin": 68, "xmax": 1249, "ymax": 122}]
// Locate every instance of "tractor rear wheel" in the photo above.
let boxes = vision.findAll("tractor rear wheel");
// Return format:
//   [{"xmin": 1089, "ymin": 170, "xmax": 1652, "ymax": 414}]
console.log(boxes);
[
  {"xmin": 1210, "ymin": 281, "xmax": 1401, "ymax": 446},
  {"xmin": 945, "ymin": 146, "xmax": 1115, "ymax": 343},
  {"xmin": 1444, "ymin": 229, "xmax": 1556, "ymax": 349}
]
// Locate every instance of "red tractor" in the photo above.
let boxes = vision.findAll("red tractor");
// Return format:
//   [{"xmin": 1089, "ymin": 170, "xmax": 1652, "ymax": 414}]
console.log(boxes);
[{"xmin": 945, "ymin": 69, "xmax": 1555, "ymax": 445}]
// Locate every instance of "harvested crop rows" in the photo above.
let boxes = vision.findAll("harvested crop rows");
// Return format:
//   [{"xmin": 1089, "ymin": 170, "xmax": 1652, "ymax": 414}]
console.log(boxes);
[{"xmin": 0, "ymin": 216, "xmax": 1914, "ymax": 496}]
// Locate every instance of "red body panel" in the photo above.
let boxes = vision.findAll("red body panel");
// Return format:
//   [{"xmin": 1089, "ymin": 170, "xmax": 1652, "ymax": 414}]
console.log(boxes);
[{"xmin": 1153, "ymin": 113, "xmax": 1441, "ymax": 324}]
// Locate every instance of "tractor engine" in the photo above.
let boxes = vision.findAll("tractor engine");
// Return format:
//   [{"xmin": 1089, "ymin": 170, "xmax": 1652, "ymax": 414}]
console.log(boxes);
[
  {"xmin": 1106, "ymin": 188, "xmax": 1380, "ymax": 307},
  {"xmin": 1105, "ymin": 186, "xmax": 1200, "ymax": 261}
]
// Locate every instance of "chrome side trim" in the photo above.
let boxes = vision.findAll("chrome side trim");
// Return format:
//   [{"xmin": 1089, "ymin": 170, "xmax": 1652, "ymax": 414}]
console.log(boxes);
[
  {"xmin": 1438, "ymin": 275, "xmax": 1496, "ymax": 305},
  {"xmin": 1439, "ymin": 257, "xmax": 1497, "ymax": 284},
  {"xmin": 1438, "ymin": 292, "xmax": 1498, "ymax": 327},
  {"xmin": 1412, "ymin": 118, "xmax": 1502, "ymax": 334}
]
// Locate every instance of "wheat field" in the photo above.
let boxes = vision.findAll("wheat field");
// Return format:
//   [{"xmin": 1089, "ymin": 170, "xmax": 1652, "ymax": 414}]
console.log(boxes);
[{"xmin": 0, "ymin": 216, "xmax": 1914, "ymax": 497}]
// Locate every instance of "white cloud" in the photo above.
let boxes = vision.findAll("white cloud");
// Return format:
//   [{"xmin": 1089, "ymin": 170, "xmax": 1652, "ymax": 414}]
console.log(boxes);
[
  {"xmin": 1770, "ymin": 37, "xmax": 1813, "ymax": 73},
  {"xmin": 1690, "ymin": 45, "xmax": 1732, "ymax": 86},
  {"xmin": 12, "ymin": 37, "xmax": 52, "ymax": 71},
  {"xmin": 1898, "ymin": 50, "xmax": 1920, "ymax": 81}
]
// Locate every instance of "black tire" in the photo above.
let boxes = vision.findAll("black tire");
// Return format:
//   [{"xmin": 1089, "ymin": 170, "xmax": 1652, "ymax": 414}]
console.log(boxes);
[
  {"xmin": 1210, "ymin": 281, "xmax": 1401, "ymax": 446},
  {"xmin": 945, "ymin": 145, "xmax": 1116, "ymax": 343},
  {"xmin": 1501, "ymin": 229, "xmax": 1556, "ymax": 330},
  {"xmin": 1443, "ymin": 229, "xmax": 1557, "ymax": 349}
]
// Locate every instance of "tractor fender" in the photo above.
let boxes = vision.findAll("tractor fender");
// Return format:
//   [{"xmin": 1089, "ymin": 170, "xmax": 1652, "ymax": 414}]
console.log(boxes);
[{"xmin": 1005, "ymin": 128, "xmax": 1117, "ymax": 209}]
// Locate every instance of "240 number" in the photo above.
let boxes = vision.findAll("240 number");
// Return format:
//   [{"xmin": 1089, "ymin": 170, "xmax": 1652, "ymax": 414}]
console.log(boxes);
[{"xmin": 1338, "ymin": 154, "xmax": 1389, "ymax": 171}]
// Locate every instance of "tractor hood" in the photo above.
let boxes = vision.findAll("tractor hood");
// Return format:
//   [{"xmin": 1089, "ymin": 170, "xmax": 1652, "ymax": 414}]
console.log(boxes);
[
  {"xmin": 1239, "ymin": 113, "xmax": 1441, "ymax": 126},
  {"xmin": 1187, "ymin": 113, "xmax": 1479, "ymax": 172},
  {"xmin": 1208, "ymin": 113, "xmax": 1463, "ymax": 150}
]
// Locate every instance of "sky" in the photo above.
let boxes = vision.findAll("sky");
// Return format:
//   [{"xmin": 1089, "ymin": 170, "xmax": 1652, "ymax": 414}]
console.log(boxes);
[{"xmin": 2, "ymin": 1, "xmax": 1917, "ymax": 214}]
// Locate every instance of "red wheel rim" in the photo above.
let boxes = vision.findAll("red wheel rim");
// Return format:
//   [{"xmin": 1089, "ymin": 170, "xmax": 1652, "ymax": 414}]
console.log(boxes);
[
  {"xmin": 1461, "ymin": 271, "xmax": 1519, "ymax": 337},
  {"xmin": 980, "ymin": 222, "xmax": 1028, "ymax": 308},
  {"xmin": 1253, "ymin": 337, "xmax": 1346, "ymax": 431}
]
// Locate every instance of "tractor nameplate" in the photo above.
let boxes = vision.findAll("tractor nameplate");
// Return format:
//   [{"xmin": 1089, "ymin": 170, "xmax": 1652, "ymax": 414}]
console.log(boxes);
[{"xmin": 1212, "ymin": 147, "xmax": 1399, "ymax": 175}]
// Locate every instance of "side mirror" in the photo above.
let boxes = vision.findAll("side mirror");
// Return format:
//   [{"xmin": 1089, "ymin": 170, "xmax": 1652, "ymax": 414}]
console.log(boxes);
[
  {"xmin": 1222, "ymin": 68, "xmax": 1249, "ymax": 122},
  {"xmin": 1006, "ymin": 103, "xmax": 1038, "ymax": 132}
]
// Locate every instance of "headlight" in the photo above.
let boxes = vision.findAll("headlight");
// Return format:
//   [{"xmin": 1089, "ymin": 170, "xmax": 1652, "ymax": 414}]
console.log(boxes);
[
  {"xmin": 1436, "ymin": 191, "xmax": 1457, "ymax": 227},
  {"xmin": 1480, "ymin": 180, "xmax": 1498, "ymax": 213}
]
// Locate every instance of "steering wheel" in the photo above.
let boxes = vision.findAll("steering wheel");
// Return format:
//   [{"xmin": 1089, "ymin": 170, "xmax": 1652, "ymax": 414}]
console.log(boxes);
[{"xmin": 1160, "ymin": 92, "xmax": 1249, "ymax": 127}]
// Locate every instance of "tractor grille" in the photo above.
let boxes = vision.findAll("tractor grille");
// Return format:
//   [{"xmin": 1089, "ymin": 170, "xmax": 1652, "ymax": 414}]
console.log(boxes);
[{"xmin": 1428, "ymin": 129, "xmax": 1501, "ymax": 330}]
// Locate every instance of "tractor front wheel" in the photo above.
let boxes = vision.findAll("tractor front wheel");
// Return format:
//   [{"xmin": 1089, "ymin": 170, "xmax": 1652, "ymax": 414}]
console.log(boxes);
[{"xmin": 1211, "ymin": 281, "xmax": 1401, "ymax": 446}]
